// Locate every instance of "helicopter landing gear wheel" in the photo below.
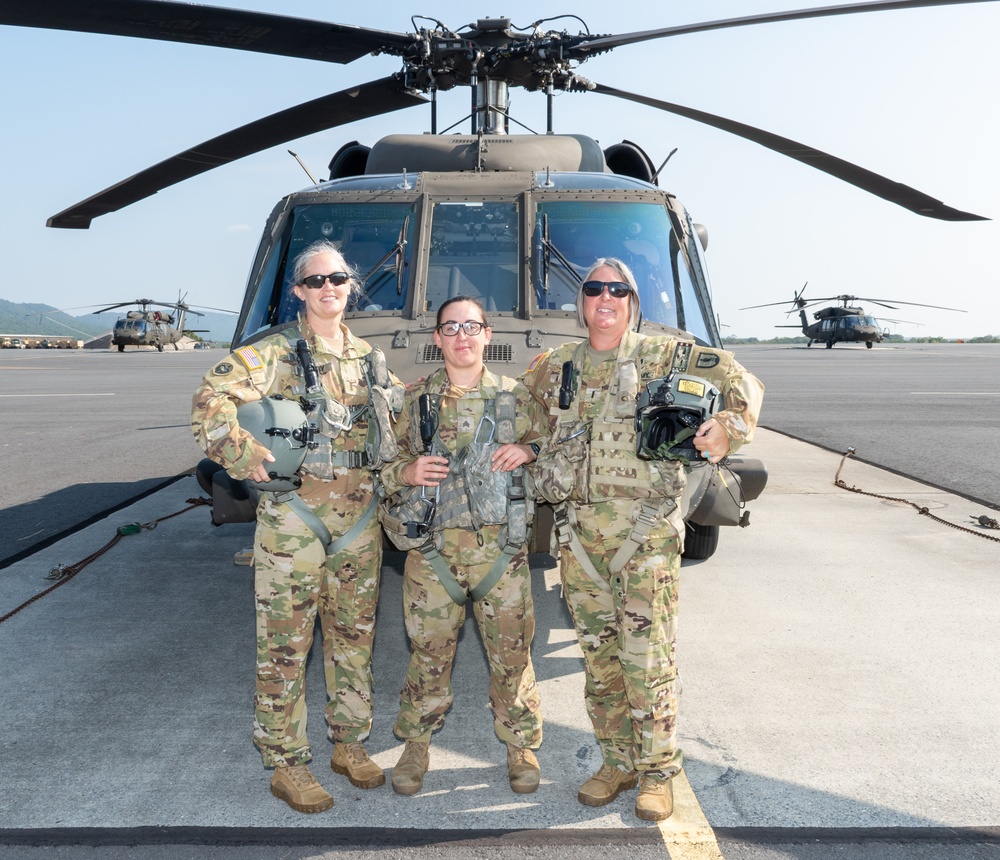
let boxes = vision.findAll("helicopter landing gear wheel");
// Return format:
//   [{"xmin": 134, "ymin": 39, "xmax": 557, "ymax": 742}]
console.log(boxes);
[
  {"xmin": 117, "ymin": 343, "xmax": 124, "ymax": 352},
  {"xmin": 682, "ymin": 522, "xmax": 719, "ymax": 560},
  {"xmin": 806, "ymin": 341, "xmax": 812, "ymax": 348},
  {"xmin": 156, "ymin": 343, "xmax": 164, "ymax": 352},
  {"xmin": 825, "ymin": 340, "xmax": 834, "ymax": 349},
  {"xmin": 866, "ymin": 341, "xmax": 873, "ymax": 349}
]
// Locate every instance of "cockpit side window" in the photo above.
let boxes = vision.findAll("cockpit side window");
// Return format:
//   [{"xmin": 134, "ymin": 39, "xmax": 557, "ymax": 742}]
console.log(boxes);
[
  {"xmin": 535, "ymin": 200, "xmax": 689, "ymax": 333},
  {"xmin": 241, "ymin": 202, "xmax": 417, "ymax": 338}
]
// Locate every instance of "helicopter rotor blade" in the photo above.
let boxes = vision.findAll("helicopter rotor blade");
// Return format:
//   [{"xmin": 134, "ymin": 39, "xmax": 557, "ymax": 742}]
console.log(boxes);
[
  {"xmin": 861, "ymin": 297, "xmax": 967, "ymax": 311},
  {"xmin": 569, "ymin": 0, "xmax": 996, "ymax": 56},
  {"xmin": 0, "ymin": 0, "xmax": 416, "ymax": 65},
  {"xmin": 47, "ymin": 76, "xmax": 427, "ymax": 229},
  {"xmin": 589, "ymin": 82, "xmax": 988, "ymax": 221}
]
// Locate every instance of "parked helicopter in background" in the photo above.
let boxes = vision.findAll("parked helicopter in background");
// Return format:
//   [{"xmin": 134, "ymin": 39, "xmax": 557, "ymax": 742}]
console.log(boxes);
[
  {"xmin": 94, "ymin": 295, "xmax": 234, "ymax": 352},
  {"xmin": 742, "ymin": 284, "xmax": 966, "ymax": 348},
  {"xmin": 1, "ymin": 0, "xmax": 993, "ymax": 557}
]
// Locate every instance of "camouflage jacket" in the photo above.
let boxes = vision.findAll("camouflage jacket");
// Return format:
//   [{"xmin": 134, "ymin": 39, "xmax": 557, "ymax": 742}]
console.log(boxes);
[{"xmin": 191, "ymin": 318, "xmax": 393, "ymax": 484}]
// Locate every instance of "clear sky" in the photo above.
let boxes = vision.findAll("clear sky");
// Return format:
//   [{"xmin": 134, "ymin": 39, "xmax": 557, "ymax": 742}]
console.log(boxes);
[{"xmin": 1, "ymin": 0, "xmax": 997, "ymax": 340}]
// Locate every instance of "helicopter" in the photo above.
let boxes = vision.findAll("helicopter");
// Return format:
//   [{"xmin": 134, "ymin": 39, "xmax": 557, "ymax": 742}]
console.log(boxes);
[
  {"xmin": 92, "ymin": 296, "xmax": 234, "ymax": 352},
  {"xmin": 0, "ymin": 0, "xmax": 993, "ymax": 558},
  {"xmin": 741, "ymin": 284, "xmax": 966, "ymax": 349}
]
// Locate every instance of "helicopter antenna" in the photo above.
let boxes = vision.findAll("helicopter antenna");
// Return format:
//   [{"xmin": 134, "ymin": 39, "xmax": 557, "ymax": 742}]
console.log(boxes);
[
  {"xmin": 651, "ymin": 148, "xmax": 678, "ymax": 183},
  {"xmin": 287, "ymin": 151, "xmax": 319, "ymax": 185}
]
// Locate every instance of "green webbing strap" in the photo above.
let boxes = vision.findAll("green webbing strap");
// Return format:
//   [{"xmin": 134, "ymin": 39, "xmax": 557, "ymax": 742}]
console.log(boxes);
[
  {"xmin": 279, "ymin": 491, "xmax": 332, "ymax": 548},
  {"xmin": 421, "ymin": 540, "xmax": 518, "ymax": 605},
  {"xmin": 552, "ymin": 503, "xmax": 611, "ymax": 594},
  {"xmin": 469, "ymin": 543, "xmax": 517, "ymax": 603},
  {"xmin": 327, "ymin": 494, "xmax": 379, "ymax": 557},
  {"xmin": 275, "ymin": 492, "xmax": 378, "ymax": 558},
  {"xmin": 420, "ymin": 544, "xmax": 471, "ymax": 605},
  {"xmin": 607, "ymin": 499, "xmax": 672, "ymax": 577}
]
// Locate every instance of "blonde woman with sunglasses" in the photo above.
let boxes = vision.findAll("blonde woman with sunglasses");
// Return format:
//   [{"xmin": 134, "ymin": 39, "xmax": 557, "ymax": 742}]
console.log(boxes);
[{"xmin": 193, "ymin": 240, "xmax": 403, "ymax": 814}]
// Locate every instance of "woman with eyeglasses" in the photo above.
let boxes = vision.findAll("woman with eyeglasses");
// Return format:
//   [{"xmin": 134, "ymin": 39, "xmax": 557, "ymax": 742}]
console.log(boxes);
[
  {"xmin": 378, "ymin": 295, "xmax": 546, "ymax": 798},
  {"xmin": 192, "ymin": 239, "xmax": 404, "ymax": 814},
  {"xmin": 520, "ymin": 258, "xmax": 763, "ymax": 822}
]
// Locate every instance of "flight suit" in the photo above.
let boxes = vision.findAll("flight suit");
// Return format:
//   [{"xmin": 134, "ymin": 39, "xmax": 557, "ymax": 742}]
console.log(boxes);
[
  {"xmin": 521, "ymin": 331, "xmax": 763, "ymax": 777},
  {"xmin": 191, "ymin": 317, "xmax": 394, "ymax": 768},
  {"xmin": 379, "ymin": 367, "xmax": 545, "ymax": 749}
]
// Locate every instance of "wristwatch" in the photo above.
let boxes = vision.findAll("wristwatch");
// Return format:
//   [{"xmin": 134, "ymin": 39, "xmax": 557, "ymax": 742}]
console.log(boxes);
[{"xmin": 528, "ymin": 442, "xmax": 541, "ymax": 457}]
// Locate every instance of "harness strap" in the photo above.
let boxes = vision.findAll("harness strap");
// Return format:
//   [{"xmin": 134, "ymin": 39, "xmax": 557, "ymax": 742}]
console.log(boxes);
[
  {"xmin": 420, "ymin": 539, "xmax": 519, "ymax": 605},
  {"xmin": 552, "ymin": 503, "xmax": 611, "ymax": 594},
  {"xmin": 272, "ymin": 491, "xmax": 378, "ymax": 557},
  {"xmin": 608, "ymin": 499, "xmax": 673, "ymax": 576},
  {"xmin": 420, "ymin": 544, "xmax": 473, "ymax": 605}
]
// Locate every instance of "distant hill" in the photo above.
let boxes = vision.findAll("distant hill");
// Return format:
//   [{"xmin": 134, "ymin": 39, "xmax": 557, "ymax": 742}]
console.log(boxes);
[{"xmin": 0, "ymin": 300, "xmax": 236, "ymax": 344}]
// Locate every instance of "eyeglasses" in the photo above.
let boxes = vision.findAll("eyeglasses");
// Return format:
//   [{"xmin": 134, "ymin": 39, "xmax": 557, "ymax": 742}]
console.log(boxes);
[
  {"xmin": 581, "ymin": 280, "xmax": 632, "ymax": 298},
  {"xmin": 299, "ymin": 272, "xmax": 351, "ymax": 289},
  {"xmin": 437, "ymin": 320, "xmax": 487, "ymax": 337}
]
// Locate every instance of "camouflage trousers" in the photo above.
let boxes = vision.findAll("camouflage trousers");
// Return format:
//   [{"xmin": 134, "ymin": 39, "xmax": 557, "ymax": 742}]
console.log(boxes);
[
  {"xmin": 252, "ymin": 473, "xmax": 383, "ymax": 769},
  {"xmin": 394, "ymin": 524, "xmax": 543, "ymax": 749},
  {"xmin": 560, "ymin": 499, "xmax": 682, "ymax": 778}
]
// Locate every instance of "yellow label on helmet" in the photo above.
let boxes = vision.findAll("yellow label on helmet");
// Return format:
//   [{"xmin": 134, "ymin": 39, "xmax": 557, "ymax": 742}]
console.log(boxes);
[{"xmin": 678, "ymin": 379, "xmax": 706, "ymax": 397}]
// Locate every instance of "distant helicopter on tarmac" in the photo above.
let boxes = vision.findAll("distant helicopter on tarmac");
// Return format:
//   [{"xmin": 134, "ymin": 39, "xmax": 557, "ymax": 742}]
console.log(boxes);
[
  {"xmin": 741, "ymin": 284, "xmax": 966, "ymax": 349},
  {"xmin": 93, "ymin": 295, "xmax": 235, "ymax": 352}
]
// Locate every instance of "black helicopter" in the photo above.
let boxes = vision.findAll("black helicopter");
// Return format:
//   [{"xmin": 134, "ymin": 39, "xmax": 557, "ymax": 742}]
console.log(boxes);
[
  {"xmin": 92, "ymin": 296, "xmax": 235, "ymax": 352},
  {"xmin": 0, "ymin": 0, "xmax": 992, "ymax": 557},
  {"xmin": 742, "ymin": 284, "xmax": 966, "ymax": 348}
]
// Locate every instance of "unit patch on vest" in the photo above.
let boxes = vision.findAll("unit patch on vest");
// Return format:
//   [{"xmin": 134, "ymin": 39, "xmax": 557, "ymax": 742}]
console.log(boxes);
[
  {"xmin": 235, "ymin": 345, "xmax": 264, "ymax": 371},
  {"xmin": 695, "ymin": 352, "xmax": 721, "ymax": 369},
  {"xmin": 213, "ymin": 362, "xmax": 234, "ymax": 375}
]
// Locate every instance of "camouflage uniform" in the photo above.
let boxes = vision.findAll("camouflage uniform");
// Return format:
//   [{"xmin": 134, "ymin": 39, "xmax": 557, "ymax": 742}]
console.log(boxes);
[
  {"xmin": 191, "ymin": 317, "xmax": 395, "ymax": 769},
  {"xmin": 520, "ymin": 330, "xmax": 763, "ymax": 777},
  {"xmin": 380, "ymin": 367, "xmax": 545, "ymax": 748}
]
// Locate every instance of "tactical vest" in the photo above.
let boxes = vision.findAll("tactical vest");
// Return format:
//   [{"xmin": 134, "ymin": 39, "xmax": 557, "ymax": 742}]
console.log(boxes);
[
  {"xmin": 538, "ymin": 334, "xmax": 684, "ymax": 505},
  {"xmin": 280, "ymin": 329, "xmax": 402, "ymax": 480},
  {"xmin": 381, "ymin": 389, "xmax": 532, "ymax": 552}
]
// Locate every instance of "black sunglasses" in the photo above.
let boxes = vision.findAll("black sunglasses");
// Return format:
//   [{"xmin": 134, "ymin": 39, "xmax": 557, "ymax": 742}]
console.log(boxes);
[
  {"xmin": 581, "ymin": 280, "xmax": 632, "ymax": 298},
  {"xmin": 299, "ymin": 272, "xmax": 352, "ymax": 289}
]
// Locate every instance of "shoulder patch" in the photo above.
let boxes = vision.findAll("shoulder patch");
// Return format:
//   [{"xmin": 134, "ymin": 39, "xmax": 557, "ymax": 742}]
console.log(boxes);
[
  {"xmin": 526, "ymin": 350, "xmax": 551, "ymax": 372},
  {"xmin": 695, "ymin": 352, "xmax": 721, "ymax": 369},
  {"xmin": 235, "ymin": 345, "xmax": 264, "ymax": 371},
  {"xmin": 213, "ymin": 362, "xmax": 234, "ymax": 375}
]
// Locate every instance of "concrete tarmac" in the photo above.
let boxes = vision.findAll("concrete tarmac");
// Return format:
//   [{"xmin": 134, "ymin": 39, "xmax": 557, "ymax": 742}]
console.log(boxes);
[{"xmin": 1, "ymin": 428, "xmax": 998, "ymax": 857}]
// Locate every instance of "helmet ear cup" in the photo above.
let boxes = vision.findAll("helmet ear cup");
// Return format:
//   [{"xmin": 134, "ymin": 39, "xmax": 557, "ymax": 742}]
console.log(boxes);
[
  {"xmin": 639, "ymin": 407, "xmax": 702, "ymax": 460},
  {"xmin": 237, "ymin": 396, "xmax": 310, "ymax": 492}
]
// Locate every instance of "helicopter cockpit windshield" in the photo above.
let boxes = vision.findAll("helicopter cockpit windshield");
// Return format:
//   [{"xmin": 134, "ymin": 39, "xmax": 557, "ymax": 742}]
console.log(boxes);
[{"xmin": 534, "ymin": 200, "xmax": 714, "ymax": 345}]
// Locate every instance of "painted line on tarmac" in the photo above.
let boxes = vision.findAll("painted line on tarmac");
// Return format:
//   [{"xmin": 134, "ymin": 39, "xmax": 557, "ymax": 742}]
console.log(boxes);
[{"xmin": 657, "ymin": 771, "xmax": 724, "ymax": 860}]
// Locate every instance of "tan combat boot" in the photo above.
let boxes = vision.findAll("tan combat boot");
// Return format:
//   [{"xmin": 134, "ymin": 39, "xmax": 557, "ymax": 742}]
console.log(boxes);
[
  {"xmin": 391, "ymin": 739, "xmax": 430, "ymax": 796},
  {"xmin": 270, "ymin": 763, "xmax": 334, "ymax": 814},
  {"xmin": 634, "ymin": 775, "xmax": 674, "ymax": 821},
  {"xmin": 577, "ymin": 763, "xmax": 639, "ymax": 807},
  {"xmin": 331, "ymin": 741, "xmax": 385, "ymax": 789},
  {"xmin": 506, "ymin": 744, "xmax": 541, "ymax": 794}
]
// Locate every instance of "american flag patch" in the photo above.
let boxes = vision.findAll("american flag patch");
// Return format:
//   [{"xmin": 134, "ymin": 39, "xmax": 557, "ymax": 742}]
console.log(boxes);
[{"xmin": 235, "ymin": 345, "xmax": 264, "ymax": 371}]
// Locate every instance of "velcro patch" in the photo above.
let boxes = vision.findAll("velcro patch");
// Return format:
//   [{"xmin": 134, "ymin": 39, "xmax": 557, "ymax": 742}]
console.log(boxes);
[
  {"xmin": 695, "ymin": 353, "xmax": 720, "ymax": 369},
  {"xmin": 213, "ymin": 362, "xmax": 234, "ymax": 375},
  {"xmin": 235, "ymin": 346, "xmax": 264, "ymax": 371}
]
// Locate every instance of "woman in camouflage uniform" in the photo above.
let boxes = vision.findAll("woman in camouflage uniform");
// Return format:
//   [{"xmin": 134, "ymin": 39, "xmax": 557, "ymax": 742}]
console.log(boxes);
[
  {"xmin": 520, "ymin": 258, "xmax": 763, "ymax": 821},
  {"xmin": 191, "ymin": 241, "xmax": 401, "ymax": 814},
  {"xmin": 379, "ymin": 296, "xmax": 545, "ymax": 797}
]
